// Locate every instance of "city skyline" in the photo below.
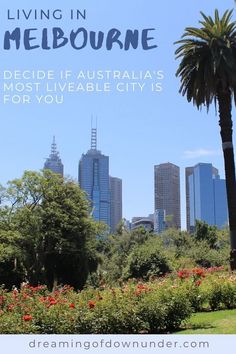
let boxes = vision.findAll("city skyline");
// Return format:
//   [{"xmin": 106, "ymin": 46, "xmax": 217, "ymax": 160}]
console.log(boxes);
[
  {"xmin": 1, "ymin": 0, "xmax": 235, "ymax": 231},
  {"xmin": 40, "ymin": 134, "xmax": 229, "ymax": 230}
]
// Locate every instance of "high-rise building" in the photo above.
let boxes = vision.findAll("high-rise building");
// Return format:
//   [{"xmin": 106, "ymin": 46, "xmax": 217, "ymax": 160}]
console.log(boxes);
[
  {"xmin": 185, "ymin": 164, "xmax": 219, "ymax": 231},
  {"xmin": 154, "ymin": 209, "xmax": 166, "ymax": 234},
  {"xmin": 109, "ymin": 176, "xmax": 122, "ymax": 233},
  {"xmin": 154, "ymin": 162, "xmax": 181, "ymax": 229},
  {"xmin": 44, "ymin": 136, "xmax": 64, "ymax": 176},
  {"xmin": 188, "ymin": 163, "xmax": 228, "ymax": 230},
  {"xmin": 78, "ymin": 128, "xmax": 110, "ymax": 228}
]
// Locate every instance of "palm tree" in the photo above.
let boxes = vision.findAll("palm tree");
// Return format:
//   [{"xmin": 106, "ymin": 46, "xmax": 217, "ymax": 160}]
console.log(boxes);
[{"xmin": 175, "ymin": 9, "xmax": 236, "ymax": 270}]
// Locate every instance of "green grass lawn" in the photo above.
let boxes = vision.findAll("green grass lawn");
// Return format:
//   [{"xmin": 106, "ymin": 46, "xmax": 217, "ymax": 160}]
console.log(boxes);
[{"xmin": 175, "ymin": 309, "xmax": 236, "ymax": 334}]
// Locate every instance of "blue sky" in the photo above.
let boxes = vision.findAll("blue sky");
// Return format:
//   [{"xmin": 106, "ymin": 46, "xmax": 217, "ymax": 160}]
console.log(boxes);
[{"xmin": 0, "ymin": 0, "xmax": 235, "ymax": 229}]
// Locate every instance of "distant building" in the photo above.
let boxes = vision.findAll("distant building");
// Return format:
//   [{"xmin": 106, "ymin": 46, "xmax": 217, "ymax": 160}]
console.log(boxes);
[
  {"xmin": 78, "ymin": 128, "xmax": 110, "ymax": 228},
  {"xmin": 185, "ymin": 165, "xmax": 218, "ymax": 231},
  {"xmin": 44, "ymin": 136, "xmax": 64, "ymax": 176},
  {"xmin": 154, "ymin": 209, "xmax": 166, "ymax": 234},
  {"xmin": 154, "ymin": 162, "xmax": 181, "ymax": 229},
  {"xmin": 131, "ymin": 216, "xmax": 154, "ymax": 231},
  {"xmin": 109, "ymin": 176, "xmax": 122, "ymax": 233},
  {"xmin": 188, "ymin": 163, "xmax": 228, "ymax": 230}
]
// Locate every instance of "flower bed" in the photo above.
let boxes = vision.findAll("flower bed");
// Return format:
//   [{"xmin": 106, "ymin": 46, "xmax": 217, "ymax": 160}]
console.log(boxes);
[{"xmin": 0, "ymin": 267, "xmax": 235, "ymax": 334}]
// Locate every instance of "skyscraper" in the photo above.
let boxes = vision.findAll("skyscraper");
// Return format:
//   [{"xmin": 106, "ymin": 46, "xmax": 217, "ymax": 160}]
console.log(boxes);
[
  {"xmin": 154, "ymin": 209, "xmax": 166, "ymax": 234},
  {"xmin": 78, "ymin": 128, "xmax": 110, "ymax": 228},
  {"xmin": 44, "ymin": 136, "xmax": 64, "ymax": 176},
  {"xmin": 154, "ymin": 162, "xmax": 181, "ymax": 229},
  {"xmin": 109, "ymin": 176, "xmax": 122, "ymax": 233},
  {"xmin": 188, "ymin": 163, "xmax": 228, "ymax": 230},
  {"xmin": 185, "ymin": 164, "xmax": 219, "ymax": 231}
]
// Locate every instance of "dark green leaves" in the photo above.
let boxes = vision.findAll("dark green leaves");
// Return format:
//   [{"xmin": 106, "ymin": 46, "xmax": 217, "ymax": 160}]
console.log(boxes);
[{"xmin": 175, "ymin": 9, "xmax": 236, "ymax": 109}]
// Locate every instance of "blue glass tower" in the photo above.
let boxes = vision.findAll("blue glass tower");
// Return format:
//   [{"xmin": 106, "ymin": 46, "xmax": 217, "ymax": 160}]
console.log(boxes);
[
  {"xmin": 188, "ymin": 163, "xmax": 228, "ymax": 230},
  {"xmin": 78, "ymin": 128, "xmax": 110, "ymax": 228}
]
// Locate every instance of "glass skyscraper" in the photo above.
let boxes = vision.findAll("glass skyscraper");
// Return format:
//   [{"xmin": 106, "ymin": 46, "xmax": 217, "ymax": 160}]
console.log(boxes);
[
  {"xmin": 154, "ymin": 209, "xmax": 166, "ymax": 234},
  {"xmin": 44, "ymin": 137, "xmax": 64, "ymax": 176},
  {"xmin": 78, "ymin": 128, "xmax": 110, "ymax": 228},
  {"xmin": 185, "ymin": 165, "xmax": 219, "ymax": 231},
  {"xmin": 188, "ymin": 163, "xmax": 228, "ymax": 230}
]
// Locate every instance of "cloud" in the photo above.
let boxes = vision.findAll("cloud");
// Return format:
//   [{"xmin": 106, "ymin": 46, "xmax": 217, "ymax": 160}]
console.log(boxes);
[{"xmin": 183, "ymin": 148, "xmax": 221, "ymax": 159}]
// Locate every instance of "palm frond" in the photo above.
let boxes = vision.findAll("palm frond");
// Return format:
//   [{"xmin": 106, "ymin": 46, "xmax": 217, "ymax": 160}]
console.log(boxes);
[{"xmin": 175, "ymin": 9, "xmax": 236, "ymax": 109}]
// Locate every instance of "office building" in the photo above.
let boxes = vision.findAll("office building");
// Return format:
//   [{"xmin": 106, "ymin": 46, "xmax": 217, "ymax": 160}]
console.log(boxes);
[
  {"xmin": 44, "ymin": 136, "xmax": 64, "ymax": 176},
  {"xmin": 131, "ymin": 216, "xmax": 154, "ymax": 231},
  {"xmin": 78, "ymin": 128, "xmax": 110, "ymax": 228},
  {"xmin": 110, "ymin": 176, "xmax": 122, "ymax": 233},
  {"xmin": 154, "ymin": 162, "xmax": 181, "ymax": 229},
  {"xmin": 188, "ymin": 163, "xmax": 228, "ymax": 230},
  {"xmin": 154, "ymin": 209, "xmax": 166, "ymax": 234},
  {"xmin": 186, "ymin": 165, "xmax": 219, "ymax": 231}
]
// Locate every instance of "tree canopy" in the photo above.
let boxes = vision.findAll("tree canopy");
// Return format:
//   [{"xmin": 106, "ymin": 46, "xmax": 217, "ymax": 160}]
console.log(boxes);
[{"xmin": 0, "ymin": 170, "xmax": 100, "ymax": 290}]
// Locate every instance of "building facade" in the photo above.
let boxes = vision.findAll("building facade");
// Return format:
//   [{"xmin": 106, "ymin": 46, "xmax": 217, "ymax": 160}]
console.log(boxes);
[
  {"xmin": 185, "ymin": 165, "xmax": 219, "ymax": 231},
  {"xmin": 131, "ymin": 216, "xmax": 154, "ymax": 231},
  {"xmin": 109, "ymin": 176, "xmax": 122, "ymax": 233},
  {"xmin": 78, "ymin": 128, "xmax": 110, "ymax": 228},
  {"xmin": 154, "ymin": 209, "xmax": 166, "ymax": 234},
  {"xmin": 44, "ymin": 136, "xmax": 64, "ymax": 176},
  {"xmin": 154, "ymin": 162, "xmax": 181, "ymax": 229},
  {"xmin": 188, "ymin": 163, "xmax": 228, "ymax": 230}
]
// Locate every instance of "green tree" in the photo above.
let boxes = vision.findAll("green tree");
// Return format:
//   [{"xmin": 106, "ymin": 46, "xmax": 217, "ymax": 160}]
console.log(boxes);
[
  {"xmin": 175, "ymin": 9, "xmax": 236, "ymax": 269},
  {"xmin": 194, "ymin": 220, "xmax": 218, "ymax": 248},
  {"xmin": 0, "ymin": 170, "xmax": 100, "ymax": 290},
  {"xmin": 123, "ymin": 238, "xmax": 171, "ymax": 280}
]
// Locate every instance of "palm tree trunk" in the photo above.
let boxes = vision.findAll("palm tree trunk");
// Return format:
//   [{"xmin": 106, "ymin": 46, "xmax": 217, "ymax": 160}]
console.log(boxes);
[{"xmin": 217, "ymin": 88, "xmax": 236, "ymax": 270}]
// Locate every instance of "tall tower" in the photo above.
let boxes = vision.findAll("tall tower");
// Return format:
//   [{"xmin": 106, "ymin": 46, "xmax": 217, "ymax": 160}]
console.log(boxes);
[
  {"xmin": 154, "ymin": 162, "xmax": 181, "ymax": 229},
  {"xmin": 44, "ymin": 137, "xmax": 64, "ymax": 176},
  {"xmin": 188, "ymin": 163, "xmax": 228, "ymax": 230},
  {"xmin": 110, "ymin": 176, "xmax": 122, "ymax": 233},
  {"xmin": 186, "ymin": 164, "xmax": 219, "ymax": 231},
  {"xmin": 78, "ymin": 128, "xmax": 110, "ymax": 228}
]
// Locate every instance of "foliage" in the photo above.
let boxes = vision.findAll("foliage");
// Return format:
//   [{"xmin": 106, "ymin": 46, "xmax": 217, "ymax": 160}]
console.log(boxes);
[
  {"xmin": 207, "ymin": 275, "xmax": 236, "ymax": 310},
  {"xmin": 175, "ymin": 8, "xmax": 236, "ymax": 270},
  {"xmin": 123, "ymin": 238, "xmax": 172, "ymax": 280},
  {"xmin": 0, "ymin": 170, "xmax": 100, "ymax": 290},
  {"xmin": 175, "ymin": 9, "xmax": 236, "ymax": 108},
  {"xmin": 0, "ymin": 267, "xmax": 235, "ymax": 334},
  {"xmin": 194, "ymin": 220, "xmax": 218, "ymax": 248}
]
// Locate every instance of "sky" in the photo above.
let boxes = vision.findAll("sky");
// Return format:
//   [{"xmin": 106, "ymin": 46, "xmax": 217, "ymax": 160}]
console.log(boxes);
[{"xmin": 0, "ymin": 0, "xmax": 235, "ymax": 229}]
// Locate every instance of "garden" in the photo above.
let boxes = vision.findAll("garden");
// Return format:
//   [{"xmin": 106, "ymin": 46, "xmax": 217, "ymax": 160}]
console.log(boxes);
[
  {"xmin": 0, "ymin": 171, "xmax": 236, "ymax": 334},
  {"xmin": 0, "ymin": 266, "xmax": 236, "ymax": 334}
]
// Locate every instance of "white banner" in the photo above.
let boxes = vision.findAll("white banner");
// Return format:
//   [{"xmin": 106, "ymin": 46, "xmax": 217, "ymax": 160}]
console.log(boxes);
[{"xmin": 0, "ymin": 335, "xmax": 236, "ymax": 354}]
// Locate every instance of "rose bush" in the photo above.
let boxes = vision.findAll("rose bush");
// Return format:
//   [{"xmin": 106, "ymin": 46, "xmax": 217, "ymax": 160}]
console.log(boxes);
[{"xmin": 0, "ymin": 267, "xmax": 235, "ymax": 334}]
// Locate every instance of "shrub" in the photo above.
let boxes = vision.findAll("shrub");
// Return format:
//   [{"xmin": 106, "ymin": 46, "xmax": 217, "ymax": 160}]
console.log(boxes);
[
  {"xmin": 123, "ymin": 238, "xmax": 171, "ymax": 280},
  {"xmin": 137, "ymin": 285, "xmax": 192, "ymax": 333},
  {"xmin": 208, "ymin": 277, "xmax": 236, "ymax": 310}
]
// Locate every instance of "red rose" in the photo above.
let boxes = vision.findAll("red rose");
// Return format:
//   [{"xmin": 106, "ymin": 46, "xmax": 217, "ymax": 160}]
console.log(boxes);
[
  {"xmin": 23, "ymin": 315, "xmax": 33, "ymax": 321},
  {"xmin": 69, "ymin": 303, "xmax": 75, "ymax": 309},
  {"xmin": 88, "ymin": 300, "xmax": 96, "ymax": 309}
]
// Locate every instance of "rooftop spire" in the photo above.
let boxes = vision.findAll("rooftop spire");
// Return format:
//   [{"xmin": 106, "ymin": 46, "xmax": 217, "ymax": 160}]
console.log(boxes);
[
  {"xmin": 51, "ymin": 136, "xmax": 57, "ymax": 155},
  {"xmin": 91, "ymin": 128, "xmax": 97, "ymax": 150},
  {"xmin": 91, "ymin": 116, "xmax": 98, "ymax": 150}
]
